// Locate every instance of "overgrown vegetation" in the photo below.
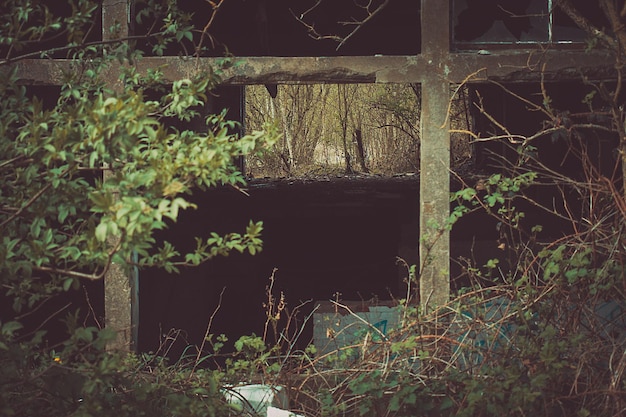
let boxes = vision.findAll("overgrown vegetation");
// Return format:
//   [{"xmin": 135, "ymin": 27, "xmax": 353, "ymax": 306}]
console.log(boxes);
[
  {"xmin": 1, "ymin": 1, "xmax": 625, "ymax": 416},
  {"xmin": 242, "ymin": 1, "xmax": 626, "ymax": 415},
  {"xmin": 0, "ymin": 1, "xmax": 277, "ymax": 415}
]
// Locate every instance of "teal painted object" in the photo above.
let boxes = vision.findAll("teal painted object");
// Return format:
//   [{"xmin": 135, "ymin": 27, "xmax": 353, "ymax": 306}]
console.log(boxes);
[{"xmin": 453, "ymin": 297, "xmax": 626, "ymax": 370}]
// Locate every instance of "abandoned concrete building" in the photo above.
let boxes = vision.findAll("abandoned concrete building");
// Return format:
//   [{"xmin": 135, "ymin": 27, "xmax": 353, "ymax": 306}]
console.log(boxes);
[{"xmin": 11, "ymin": 0, "xmax": 618, "ymax": 356}]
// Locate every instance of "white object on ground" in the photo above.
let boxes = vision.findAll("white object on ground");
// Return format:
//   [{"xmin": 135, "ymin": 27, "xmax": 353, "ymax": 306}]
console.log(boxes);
[
  {"xmin": 267, "ymin": 406, "xmax": 307, "ymax": 417},
  {"xmin": 223, "ymin": 384, "xmax": 288, "ymax": 416}
]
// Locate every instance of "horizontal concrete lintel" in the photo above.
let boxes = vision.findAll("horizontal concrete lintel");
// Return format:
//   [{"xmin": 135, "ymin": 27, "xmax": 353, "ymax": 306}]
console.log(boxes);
[
  {"xmin": 448, "ymin": 49, "xmax": 616, "ymax": 83},
  {"xmin": 137, "ymin": 55, "xmax": 427, "ymax": 84},
  {"xmin": 11, "ymin": 49, "xmax": 615, "ymax": 86},
  {"xmin": 12, "ymin": 59, "xmax": 73, "ymax": 85}
]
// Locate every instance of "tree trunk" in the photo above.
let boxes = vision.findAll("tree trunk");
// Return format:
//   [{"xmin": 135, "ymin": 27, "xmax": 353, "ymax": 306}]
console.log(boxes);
[{"xmin": 353, "ymin": 128, "xmax": 369, "ymax": 173}]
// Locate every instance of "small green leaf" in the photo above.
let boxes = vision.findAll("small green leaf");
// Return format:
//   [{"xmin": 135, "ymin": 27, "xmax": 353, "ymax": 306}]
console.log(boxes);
[
  {"xmin": 2, "ymin": 321, "xmax": 23, "ymax": 336},
  {"xmin": 485, "ymin": 258, "xmax": 499, "ymax": 269},
  {"xmin": 95, "ymin": 222, "xmax": 108, "ymax": 242},
  {"xmin": 57, "ymin": 206, "xmax": 69, "ymax": 223}
]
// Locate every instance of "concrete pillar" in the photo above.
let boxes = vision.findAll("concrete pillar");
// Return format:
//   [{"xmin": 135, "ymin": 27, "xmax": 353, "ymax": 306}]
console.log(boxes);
[
  {"xmin": 419, "ymin": 0, "xmax": 451, "ymax": 311},
  {"xmin": 102, "ymin": 0, "xmax": 138, "ymax": 351}
]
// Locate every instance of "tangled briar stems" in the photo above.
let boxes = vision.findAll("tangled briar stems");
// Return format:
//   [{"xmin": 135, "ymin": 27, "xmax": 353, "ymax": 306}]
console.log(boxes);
[
  {"xmin": 272, "ymin": 64, "xmax": 626, "ymax": 417},
  {"xmin": 274, "ymin": 282, "xmax": 625, "ymax": 417}
]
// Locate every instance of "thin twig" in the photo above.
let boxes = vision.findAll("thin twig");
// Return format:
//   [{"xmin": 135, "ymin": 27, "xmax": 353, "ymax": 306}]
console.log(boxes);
[{"xmin": 191, "ymin": 286, "xmax": 226, "ymax": 377}]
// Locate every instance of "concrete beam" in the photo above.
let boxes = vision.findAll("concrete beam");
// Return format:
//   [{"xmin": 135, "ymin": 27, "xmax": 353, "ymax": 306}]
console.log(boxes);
[
  {"xmin": 447, "ymin": 49, "xmax": 616, "ymax": 83},
  {"xmin": 13, "ymin": 50, "xmax": 613, "ymax": 86}
]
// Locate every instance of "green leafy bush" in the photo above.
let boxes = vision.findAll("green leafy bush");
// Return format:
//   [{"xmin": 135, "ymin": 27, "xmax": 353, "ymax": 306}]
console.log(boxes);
[{"xmin": 0, "ymin": 1, "xmax": 278, "ymax": 415}]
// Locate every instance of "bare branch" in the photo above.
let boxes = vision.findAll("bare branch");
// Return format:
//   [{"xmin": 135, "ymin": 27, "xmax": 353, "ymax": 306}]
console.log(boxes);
[
  {"xmin": 195, "ymin": 0, "xmax": 226, "ymax": 56},
  {"xmin": 191, "ymin": 286, "xmax": 226, "ymax": 376},
  {"xmin": 288, "ymin": 6, "xmax": 342, "ymax": 44},
  {"xmin": 0, "ymin": 180, "xmax": 55, "ymax": 230},
  {"xmin": 32, "ymin": 265, "xmax": 107, "ymax": 281},
  {"xmin": 290, "ymin": 0, "xmax": 390, "ymax": 51},
  {"xmin": 335, "ymin": 0, "xmax": 389, "ymax": 51},
  {"xmin": 441, "ymin": 67, "xmax": 487, "ymax": 129},
  {"xmin": 554, "ymin": 0, "xmax": 617, "ymax": 51}
]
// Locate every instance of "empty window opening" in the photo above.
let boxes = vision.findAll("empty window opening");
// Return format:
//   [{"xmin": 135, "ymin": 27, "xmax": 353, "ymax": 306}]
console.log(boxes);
[
  {"xmin": 244, "ymin": 83, "xmax": 423, "ymax": 178},
  {"xmin": 133, "ymin": 0, "xmax": 420, "ymax": 57},
  {"xmin": 451, "ymin": 80, "xmax": 620, "ymax": 290},
  {"xmin": 244, "ymin": 83, "xmax": 474, "ymax": 179},
  {"xmin": 452, "ymin": 0, "xmax": 608, "ymax": 48}
]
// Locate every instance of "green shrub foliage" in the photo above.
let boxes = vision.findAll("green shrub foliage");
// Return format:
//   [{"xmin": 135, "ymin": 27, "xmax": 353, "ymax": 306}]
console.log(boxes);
[{"xmin": 0, "ymin": 1, "xmax": 277, "ymax": 415}]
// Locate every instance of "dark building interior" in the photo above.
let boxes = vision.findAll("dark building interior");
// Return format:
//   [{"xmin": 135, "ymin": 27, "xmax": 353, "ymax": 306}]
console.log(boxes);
[
  {"xmin": 4, "ymin": 0, "xmax": 619, "ymax": 360},
  {"xmin": 138, "ymin": 174, "xmax": 420, "ymax": 356},
  {"xmin": 138, "ymin": 76, "xmax": 620, "ymax": 358},
  {"xmin": 452, "ymin": 80, "xmax": 620, "ymax": 289},
  {"xmin": 134, "ymin": 0, "xmax": 421, "ymax": 57},
  {"xmin": 452, "ymin": 0, "xmax": 605, "ymax": 46}
]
